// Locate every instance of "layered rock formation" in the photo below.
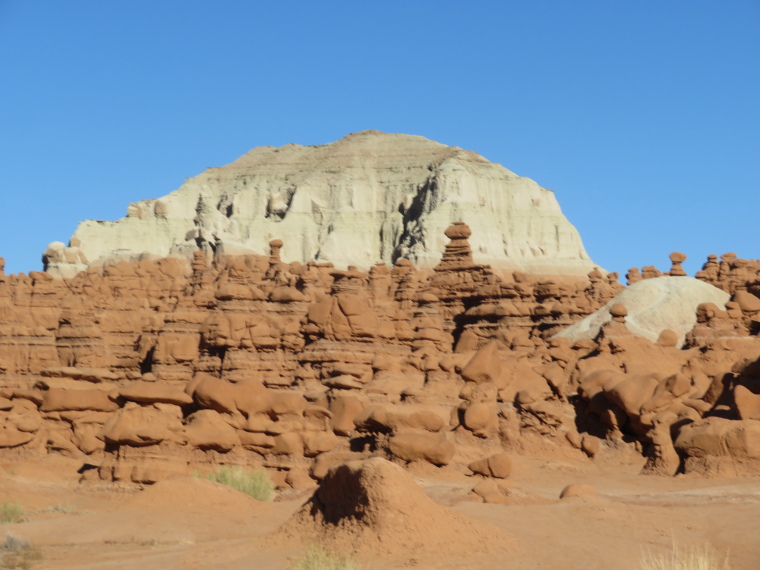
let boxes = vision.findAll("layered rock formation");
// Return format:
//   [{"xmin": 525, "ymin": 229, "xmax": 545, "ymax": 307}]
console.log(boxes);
[
  {"xmin": 2, "ymin": 226, "xmax": 760, "ymax": 487},
  {"xmin": 43, "ymin": 131, "xmax": 597, "ymax": 278}
]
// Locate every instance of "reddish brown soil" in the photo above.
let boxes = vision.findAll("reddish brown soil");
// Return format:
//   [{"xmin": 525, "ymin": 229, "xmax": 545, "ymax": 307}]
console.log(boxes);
[{"xmin": 1, "ymin": 454, "xmax": 758, "ymax": 570}]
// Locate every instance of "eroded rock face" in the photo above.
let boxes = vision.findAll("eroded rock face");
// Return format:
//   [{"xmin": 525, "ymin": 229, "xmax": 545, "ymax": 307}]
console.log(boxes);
[
  {"xmin": 44, "ymin": 131, "xmax": 597, "ymax": 277},
  {"xmin": 2, "ymin": 226, "xmax": 760, "ymax": 485}
]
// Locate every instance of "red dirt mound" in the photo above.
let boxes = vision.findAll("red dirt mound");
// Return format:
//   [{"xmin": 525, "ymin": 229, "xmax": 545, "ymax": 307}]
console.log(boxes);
[{"xmin": 275, "ymin": 457, "xmax": 514, "ymax": 559}]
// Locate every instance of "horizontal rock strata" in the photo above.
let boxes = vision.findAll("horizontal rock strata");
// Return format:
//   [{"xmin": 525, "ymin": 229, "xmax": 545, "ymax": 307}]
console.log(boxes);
[
  {"xmin": 1, "ymin": 230, "xmax": 760, "ymax": 485},
  {"xmin": 44, "ymin": 131, "xmax": 597, "ymax": 278}
]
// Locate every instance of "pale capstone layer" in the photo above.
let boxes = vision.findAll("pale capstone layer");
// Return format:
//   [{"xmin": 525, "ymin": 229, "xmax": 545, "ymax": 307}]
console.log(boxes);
[
  {"xmin": 554, "ymin": 276, "xmax": 731, "ymax": 348},
  {"xmin": 45, "ymin": 131, "xmax": 597, "ymax": 277}
]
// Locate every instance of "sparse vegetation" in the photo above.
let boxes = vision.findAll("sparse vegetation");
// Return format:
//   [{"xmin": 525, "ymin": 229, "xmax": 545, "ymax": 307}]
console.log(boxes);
[
  {"xmin": 287, "ymin": 544, "xmax": 362, "ymax": 570},
  {"xmin": 194, "ymin": 466, "xmax": 275, "ymax": 501},
  {"xmin": 640, "ymin": 542, "xmax": 731, "ymax": 570},
  {"xmin": 0, "ymin": 503, "xmax": 23, "ymax": 525},
  {"xmin": 0, "ymin": 535, "xmax": 42, "ymax": 569}
]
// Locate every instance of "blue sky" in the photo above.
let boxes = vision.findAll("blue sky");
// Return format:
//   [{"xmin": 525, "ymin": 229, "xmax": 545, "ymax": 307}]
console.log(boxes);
[{"xmin": 1, "ymin": 1, "xmax": 758, "ymax": 277}]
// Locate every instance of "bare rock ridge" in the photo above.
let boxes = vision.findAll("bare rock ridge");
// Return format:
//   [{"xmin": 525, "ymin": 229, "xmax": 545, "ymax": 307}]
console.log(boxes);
[{"xmin": 43, "ymin": 130, "xmax": 597, "ymax": 278}]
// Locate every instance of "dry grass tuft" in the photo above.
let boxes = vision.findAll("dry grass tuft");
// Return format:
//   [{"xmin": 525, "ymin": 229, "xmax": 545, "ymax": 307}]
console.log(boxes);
[
  {"xmin": 288, "ymin": 544, "xmax": 362, "ymax": 570},
  {"xmin": 194, "ymin": 466, "xmax": 276, "ymax": 501},
  {"xmin": 640, "ymin": 542, "xmax": 731, "ymax": 570},
  {"xmin": 0, "ymin": 504, "xmax": 23, "ymax": 525},
  {"xmin": 0, "ymin": 535, "xmax": 42, "ymax": 569}
]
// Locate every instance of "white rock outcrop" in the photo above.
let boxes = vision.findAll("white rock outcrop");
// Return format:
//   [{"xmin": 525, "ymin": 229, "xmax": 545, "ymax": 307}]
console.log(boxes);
[
  {"xmin": 44, "ymin": 131, "xmax": 598, "ymax": 277},
  {"xmin": 553, "ymin": 276, "xmax": 731, "ymax": 348}
]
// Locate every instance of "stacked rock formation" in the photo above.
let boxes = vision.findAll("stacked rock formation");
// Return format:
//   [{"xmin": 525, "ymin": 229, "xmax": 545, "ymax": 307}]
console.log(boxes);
[
  {"xmin": 0, "ymin": 229, "xmax": 759, "ymax": 486},
  {"xmin": 43, "ymin": 131, "xmax": 598, "ymax": 278},
  {"xmin": 565, "ymin": 251, "xmax": 760, "ymax": 477}
]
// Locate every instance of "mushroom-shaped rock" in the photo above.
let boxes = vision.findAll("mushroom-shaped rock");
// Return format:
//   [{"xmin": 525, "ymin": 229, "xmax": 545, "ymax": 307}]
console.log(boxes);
[
  {"xmin": 656, "ymin": 329, "xmax": 678, "ymax": 347},
  {"xmin": 269, "ymin": 239, "xmax": 284, "ymax": 256},
  {"xmin": 668, "ymin": 252, "xmax": 687, "ymax": 276},
  {"xmin": 444, "ymin": 222, "xmax": 472, "ymax": 240},
  {"xmin": 609, "ymin": 303, "xmax": 627, "ymax": 322}
]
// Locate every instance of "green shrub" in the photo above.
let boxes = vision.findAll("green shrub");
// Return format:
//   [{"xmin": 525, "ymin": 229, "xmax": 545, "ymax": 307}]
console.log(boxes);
[
  {"xmin": 288, "ymin": 544, "xmax": 361, "ymax": 570},
  {"xmin": 0, "ymin": 503, "xmax": 23, "ymax": 525},
  {"xmin": 194, "ymin": 466, "xmax": 275, "ymax": 501},
  {"xmin": 640, "ymin": 542, "xmax": 731, "ymax": 570},
  {"xmin": 0, "ymin": 534, "xmax": 42, "ymax": 569}
]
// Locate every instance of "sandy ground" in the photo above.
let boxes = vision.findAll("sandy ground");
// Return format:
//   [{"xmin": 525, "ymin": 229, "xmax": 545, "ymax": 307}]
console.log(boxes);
[{"xmin": 0, "ymin": 454, "xmax": 758, "ymax": 570}]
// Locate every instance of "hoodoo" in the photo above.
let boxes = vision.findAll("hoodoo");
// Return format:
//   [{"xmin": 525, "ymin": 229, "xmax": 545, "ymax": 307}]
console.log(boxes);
[
  {"xmin": 43, "ymin": 131, "xmax": 597, "ymax": 278},
  {"xmin": 1, "ymin": 212, "xmax": 760, "ymax": 567}
]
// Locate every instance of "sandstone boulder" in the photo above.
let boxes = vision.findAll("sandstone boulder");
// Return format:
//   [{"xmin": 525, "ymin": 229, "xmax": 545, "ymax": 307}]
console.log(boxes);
[
  {"xmin": 190, "ymin": 375, "xmax": 238, "ymax": 414},
  {"xmin": 468, "ymin": 453, "xmax": 512, "ymax": 478},
  {"xmin": 733, "ymin": 385, "xmax": 760, "ymax": 420},
  {"xmin": 185, "ymin": 409, "xmax": 240, "ymax": 452},
  {"xmin": 388, "ymin": 432, "xmax": 455, "ymax": 465},
  {"xmin": 675, "ymin": 417, "xmax": 760, "ymax": 477},
  {"xmin": 354, "ymin": 404, "xmax": 448, "ymax": 434},
  {"xmin": 329, "ymin": 394, "xmax": 366, "ymax": 436},
  {"xmin": 102, "ymin": 404, "xmax": 182, "ymax": 446},
  {"xmin": 460, "ymin": 341, "xmax": 502, "ymax": 384},
  {"xmin": 119, "ymin": 382, "xmax": 193, "ymax": 406}
]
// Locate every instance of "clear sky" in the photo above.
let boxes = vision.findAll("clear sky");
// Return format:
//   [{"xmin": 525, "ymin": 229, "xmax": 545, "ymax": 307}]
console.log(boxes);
[{"xmin": 1, "ymin": 1, "xmax": 758, "ymax": 278}]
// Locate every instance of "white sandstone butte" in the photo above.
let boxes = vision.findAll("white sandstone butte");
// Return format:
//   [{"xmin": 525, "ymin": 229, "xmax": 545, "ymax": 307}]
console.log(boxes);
[{"xmin": 43, "ymin": 130, "xmax": 599, "ymax": 278}]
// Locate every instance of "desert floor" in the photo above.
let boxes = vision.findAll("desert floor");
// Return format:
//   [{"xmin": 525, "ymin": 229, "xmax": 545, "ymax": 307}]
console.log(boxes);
[{"xmin": 1, "ymin": 453, "xmax": 758, "ymax": 570}]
